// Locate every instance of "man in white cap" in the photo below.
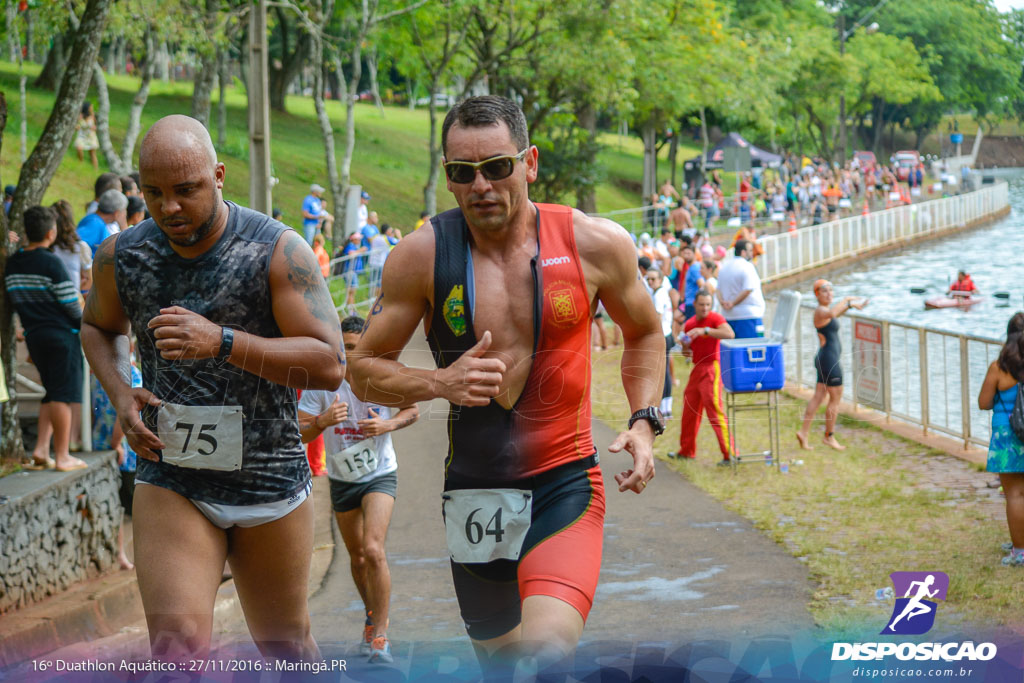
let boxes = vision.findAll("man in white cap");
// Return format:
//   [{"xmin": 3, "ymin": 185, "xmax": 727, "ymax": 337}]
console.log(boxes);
[
  {"xmin": 357, "ymin": 190, "xmax": 371, "ymax": 230},
  {"xmin": 302, "ymin": 183, "xmax": 334, "ymax": 246}
]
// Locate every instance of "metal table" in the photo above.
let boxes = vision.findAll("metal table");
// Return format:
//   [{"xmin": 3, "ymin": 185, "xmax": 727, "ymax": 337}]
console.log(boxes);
[{"xmin": 725, "ymin": 389, "xmax": 780, "ymax": 472}]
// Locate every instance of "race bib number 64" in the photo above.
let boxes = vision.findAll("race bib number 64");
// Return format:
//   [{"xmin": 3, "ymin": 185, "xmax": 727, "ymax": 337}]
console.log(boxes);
[{"xmin": 442, "ymin": 489, "xmax": 532, "ymax": 564}]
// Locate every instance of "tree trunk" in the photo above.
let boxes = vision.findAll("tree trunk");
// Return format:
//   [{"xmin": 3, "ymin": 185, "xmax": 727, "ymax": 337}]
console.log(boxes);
[
  {"xmin": 339, "ymin": 40, "xmax": 363, "ymax": 233},
  {"xmin": 92, "ymin": 64, "xmax": 128, "ymax": 174},
  {"xmin": 104, "ymin": 35, "xmax": 115, "ymax": 72},
  {"xmin": 574, "ymin": 101, "xmax": 598, "ymax": 214},
  {"xmin": 236, "ymin": 27, "xmax": 248, "ymax": 94},
  {"xmin": 268, "ymin": 7, "xmax": 310, "ymax": 112},
  {"xmin": 870, "ymin": 98, "xmax": 885, "ymax": 156},
  {"xmin": 191, "ymin": 56, "xmax": 217, "ymax": 128},
  {"xmin": 0, "ymin": 92, "xmax": 20, "ymax": 462},
  {"xmin": 5, "ymin": 1, "xmax": 17, "ymax": 62},
  {"xmin": 641, "ymin": 119, "xmax": 657, "ymax": 205},
  {"xmin": 423, "ymin": 76, "xmax": 442, "ymax": 216},
  {"xmin": 668, "ymin": 129, "xmax": 678, "ymax": 190},
  {"xmin": 217, "ymin": 47, "xmax": 228, "ymax": 147},
  {"xmin": 2, "ymin": 0, "xmax": 114, "ymax": 459},
  {"xmin": 332, "ymin": 51, "xmax": 348, "ymax": 240},
  {"xmin": 119, "ymin": 29, "xmax": 155, "ymax": 172},
  {"xmin": 111, "ymin": 36, "xmax": 122, "ymax": 74},
  {"xmin": 367, "ymin": 47, "xmax": 384, "ymax": 116},
  {"xmin": 311, "ymin": 28, "xmax": 342, "ymax": 247},
  {"xmin": 191, "ymin": 0, "xmax": 219, "ymax": 129},
  {"xmin": 18, "ymin": 69, "xmax": 26, "ymax": 163},
  {"xmin": 34, "ymin": 31, "xmax": 67, "ymax": 90},
  {"xmin": 699, "ymin": 107, "xmax": 709, "ymax": 176},
  {"xmin": 7, "ymin": 0, "xmax": 113, "ymax": 234},
  {"xmin": 157, "ymin": 41, "xmax": 169, "ymax": 80},
  {"xmin": 23, "ymin": 7, "xmax": 33, "ymax": 62},
  {"xmin": 327, "ymin": 62, "xmax": 341, "ymax": 100}
]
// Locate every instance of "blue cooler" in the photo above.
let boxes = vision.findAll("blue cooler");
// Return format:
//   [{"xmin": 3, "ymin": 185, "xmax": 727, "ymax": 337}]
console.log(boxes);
[
  {"xmin": 720, "ymin": 290, "xmax": 801, "ymax": 393},
  {"xmin": 720, "ymin": 340, "xmax": 784, "ymax": 392}
]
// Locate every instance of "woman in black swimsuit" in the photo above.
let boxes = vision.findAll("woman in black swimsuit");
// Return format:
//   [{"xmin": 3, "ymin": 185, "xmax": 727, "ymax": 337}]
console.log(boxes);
[{"xmin": 796, "ymin": 279, "xmax": 868, "ymax": 451}]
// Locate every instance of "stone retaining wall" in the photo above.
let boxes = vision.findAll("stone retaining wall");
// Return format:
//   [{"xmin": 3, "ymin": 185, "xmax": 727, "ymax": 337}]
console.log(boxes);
[{"xmin": 0, "ymin": 455, "xmax": 121, "ymax": 613}]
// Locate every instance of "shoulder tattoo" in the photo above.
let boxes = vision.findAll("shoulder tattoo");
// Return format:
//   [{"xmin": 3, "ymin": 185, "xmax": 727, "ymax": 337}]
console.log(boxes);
[{"xmin": 282, "ymin": 234, "xmax": 340, "ymax": 327}]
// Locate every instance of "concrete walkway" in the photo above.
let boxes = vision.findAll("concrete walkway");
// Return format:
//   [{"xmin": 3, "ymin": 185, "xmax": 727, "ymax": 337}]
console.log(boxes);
[
  {"xmin": 4, "ymin": 337, "xmax": 816, "ymax": 676},
  {"xmin": 297, "ymin": 325, "xmax": 816, "ymax": 677},
  {"xmin": 308, "ymin": 408, "xmax": 814, "ymax": 650}
]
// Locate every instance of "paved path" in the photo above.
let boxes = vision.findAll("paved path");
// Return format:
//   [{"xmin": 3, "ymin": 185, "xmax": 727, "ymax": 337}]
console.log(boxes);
[{"xmin": 305, "ymin": 337, "xmax": 815, "ymax": 669}]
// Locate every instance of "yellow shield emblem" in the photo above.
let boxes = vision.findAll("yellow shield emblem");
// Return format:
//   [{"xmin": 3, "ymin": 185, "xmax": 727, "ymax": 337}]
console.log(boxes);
[{"xmin": 444, "ymin": 285, "xmax": 467, "ymax": 337}]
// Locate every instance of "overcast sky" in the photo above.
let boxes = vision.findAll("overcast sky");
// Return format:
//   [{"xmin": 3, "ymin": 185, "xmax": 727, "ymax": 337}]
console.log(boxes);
[{"xmin": 994, "ymin": 0, "xmax": 1024, "ymax": 11}]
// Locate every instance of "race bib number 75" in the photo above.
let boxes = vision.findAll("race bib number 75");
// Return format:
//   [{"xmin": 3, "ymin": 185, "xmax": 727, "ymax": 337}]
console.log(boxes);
[
  {"xmin": 156, "ymin": 402, "xmax": 244, "ymax": 472},
  {"xmin": 442, "ymin": 489, "xmax": 532, "ymax": 564}
]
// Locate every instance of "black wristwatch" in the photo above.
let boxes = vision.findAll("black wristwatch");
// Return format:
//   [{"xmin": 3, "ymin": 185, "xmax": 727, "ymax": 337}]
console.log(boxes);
[
  {"xmin": 628, "ymin": 406, "xmax": 665, "ymax": 436},
  {"xmin": 217, "ymin": 326, "xmax": 235, "ymax": 360}
]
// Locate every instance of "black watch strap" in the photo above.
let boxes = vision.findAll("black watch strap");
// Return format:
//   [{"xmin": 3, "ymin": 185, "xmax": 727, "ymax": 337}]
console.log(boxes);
[
  {"xmin": 218, "ymin": 326, "xmax": 235, "ymax": 360},
  {"xmin": 628, "ymin": 407, "xmax": 664, "ymax": 436}
]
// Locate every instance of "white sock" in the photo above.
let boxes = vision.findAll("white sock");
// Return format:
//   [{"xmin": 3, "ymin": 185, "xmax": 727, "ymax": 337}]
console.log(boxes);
[{"xmin": 661, "ymin": 397, "xmax": 673, "ymax": 415}]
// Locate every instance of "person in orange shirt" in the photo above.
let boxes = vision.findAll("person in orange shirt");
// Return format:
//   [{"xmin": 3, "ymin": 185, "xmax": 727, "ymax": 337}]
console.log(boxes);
[
  {"xmin": 822, "ymin": 182, "xmax": 842, "ymax": 213},
  {"xmin": 313, "ymin": 233, "xmax": 331, "ymax": 278},
  {"xmin": 729, "ymin": 224, "xmax": 763, "ymax": 261}
]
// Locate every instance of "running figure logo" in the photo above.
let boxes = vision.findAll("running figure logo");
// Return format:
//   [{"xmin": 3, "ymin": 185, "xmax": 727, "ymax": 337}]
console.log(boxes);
[{"xmin": 882, "ymin": 571, "xmax": 949, "ymax": 635}]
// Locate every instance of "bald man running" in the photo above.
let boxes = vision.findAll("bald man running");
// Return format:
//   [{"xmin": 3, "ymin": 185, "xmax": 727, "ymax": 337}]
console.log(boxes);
[
  {"xmin": 349, "ymin": 96, "xmax": 665, "ymax": 674},
  {"xmin": 81, "ymin": 115, "xmax": 343, "ymax": 661}
]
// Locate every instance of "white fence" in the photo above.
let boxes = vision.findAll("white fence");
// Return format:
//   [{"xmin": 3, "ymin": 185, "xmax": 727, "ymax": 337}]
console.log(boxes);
[{"xmin": 755, "ymin": 182, "xmax": 1009, "ymax": 283}]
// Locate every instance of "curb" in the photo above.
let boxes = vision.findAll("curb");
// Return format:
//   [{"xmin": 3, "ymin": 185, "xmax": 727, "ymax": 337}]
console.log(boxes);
[
  {"xmin": 783, "ymin": 383, "xmax": 988, "ymax": 465},
  {"xmin": 0, "ymin": 476, "xmax": 335, "ymax": 671}
]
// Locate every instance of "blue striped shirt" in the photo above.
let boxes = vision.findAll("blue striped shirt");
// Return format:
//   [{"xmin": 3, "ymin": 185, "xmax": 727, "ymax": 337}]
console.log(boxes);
[{"xmin": 4, "ymin": 248, "xmax": 82, "ymax": 336}]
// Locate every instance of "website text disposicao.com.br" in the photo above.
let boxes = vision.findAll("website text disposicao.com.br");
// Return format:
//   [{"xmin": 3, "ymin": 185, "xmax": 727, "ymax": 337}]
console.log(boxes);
[
  {"xmin": 834, "ymin": 640, "xmax": 996, "ymax": 679},
  {"xmin": 850, "ymin": 665, "xmax": 978, "ymax": 678}
]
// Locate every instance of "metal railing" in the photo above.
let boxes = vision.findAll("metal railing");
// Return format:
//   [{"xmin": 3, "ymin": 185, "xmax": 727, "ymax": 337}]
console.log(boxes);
[
  {"xmin": 327, "ymin": 251, "xmax": 387, "ymax": 312},
  {"xmin": 591, "ymin": 204, "xmax": 662, "ymax": 235},
  {"xmin": 755, "ymin": 182, "xmax": 1009, "ymax": 283},
  {"xmin": 776, "ymin": 300, "xmax": 1003, "ymax": 449}
]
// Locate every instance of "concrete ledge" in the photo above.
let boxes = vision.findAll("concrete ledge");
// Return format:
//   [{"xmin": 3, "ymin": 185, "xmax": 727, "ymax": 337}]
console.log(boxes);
[
  {"xmin": 0, "ymin": 567, "xmax": 143, "ymax": 668},
  {"xmin": 0, "ymin": 475, "xmax": 335, "ymax": 670},
  {"xmin": 0, "ymin": 452, "xmax": 122, "ymax": 614},
  {"xmin": 783, "ymin": 383, "xmax": 988, "ymax": 466}
]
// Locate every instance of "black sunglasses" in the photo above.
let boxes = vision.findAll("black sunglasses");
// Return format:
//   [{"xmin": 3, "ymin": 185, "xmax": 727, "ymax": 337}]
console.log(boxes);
[{"xmin": 443, "ymin": 149, "xmax": 529, "ymax": 184}]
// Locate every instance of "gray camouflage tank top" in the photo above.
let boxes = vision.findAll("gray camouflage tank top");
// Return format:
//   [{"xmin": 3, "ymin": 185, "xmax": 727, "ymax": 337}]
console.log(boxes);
[{"xmin": 116, "ymin": 201, "xmax": 309, "ymax": 505}]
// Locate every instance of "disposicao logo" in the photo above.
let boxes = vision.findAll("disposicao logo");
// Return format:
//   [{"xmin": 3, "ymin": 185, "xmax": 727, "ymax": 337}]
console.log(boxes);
[
  {"xmin": 830, "ymin": 571, "xmax": 998, "ymax": 663},
  {"xmin": 882, "ymin": 571, "xmax": 948, "ymax": 635}
]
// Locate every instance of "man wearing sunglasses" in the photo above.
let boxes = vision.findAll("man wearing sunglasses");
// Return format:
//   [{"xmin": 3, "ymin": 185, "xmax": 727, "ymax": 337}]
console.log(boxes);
[{"xmin": 349, "ymin": 95, "xmax": 665, "ymax": 674}]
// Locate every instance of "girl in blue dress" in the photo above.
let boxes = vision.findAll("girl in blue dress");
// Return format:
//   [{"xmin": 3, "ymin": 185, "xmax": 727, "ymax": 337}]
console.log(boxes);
[{"xmin": 978, "ymin": 312, "xmax": 1024, "ymax": 567}]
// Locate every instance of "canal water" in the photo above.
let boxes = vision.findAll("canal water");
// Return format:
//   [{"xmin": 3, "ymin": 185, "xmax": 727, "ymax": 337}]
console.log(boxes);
[
  {"xmin": 779, "ymin": 170, "xmax": 1024, "ymax": 445},
  {"xmin": 792, "ymin": 168, "xmax": 1024, "ymax": 339}
]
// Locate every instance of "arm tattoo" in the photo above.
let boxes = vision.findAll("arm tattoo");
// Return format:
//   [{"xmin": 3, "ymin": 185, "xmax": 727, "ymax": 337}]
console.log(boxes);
[
  {"xmin": 362, "ymin": 294, "xmax": 384, "ymax": 334},
  {"xmin": 282, "ymin": 235, "xmax": 340, "ymax": 326},
  {"xmin": 391, "ymin": 414, "xmax": 416, "ymax": 430},
  {"xmin": 83, "ymin": 242, "xmax": 116, "ymax": 326}
]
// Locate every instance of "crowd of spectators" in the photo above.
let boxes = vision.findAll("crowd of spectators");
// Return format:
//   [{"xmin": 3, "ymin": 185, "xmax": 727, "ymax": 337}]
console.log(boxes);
[{"xmin": 650, "ymin": 150, "xmax": 938, "ymax": 237}]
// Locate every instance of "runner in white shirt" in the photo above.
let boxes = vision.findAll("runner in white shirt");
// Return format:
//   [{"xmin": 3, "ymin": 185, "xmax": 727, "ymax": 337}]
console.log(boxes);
[
  {"xmin": 646, "ymin": 268, "xmax": 679, "ymax": 418},
  {"xmin": 297, "ymin": 315, "xmax": 418, "ymax": 665}
]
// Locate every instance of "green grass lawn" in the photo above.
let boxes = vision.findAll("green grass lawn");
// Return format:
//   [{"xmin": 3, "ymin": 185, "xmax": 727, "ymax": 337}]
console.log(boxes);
[
  {"xmin": 0, "ymin": 59, "xmax": 690, "ymax": 233},
  {"xmin": 591, "ymin": 342, "xmax": 1024, "ymax": 633}
]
